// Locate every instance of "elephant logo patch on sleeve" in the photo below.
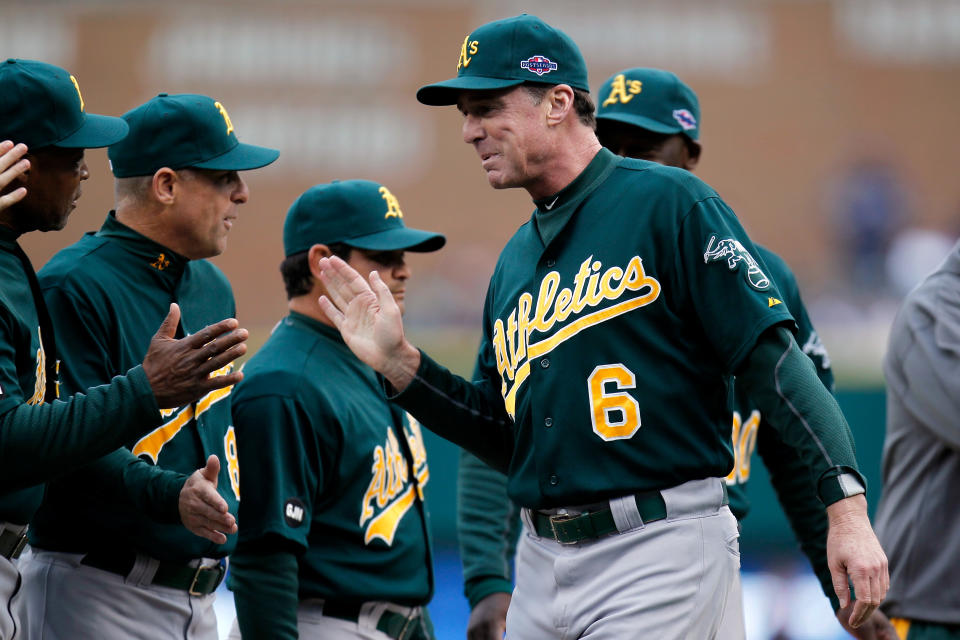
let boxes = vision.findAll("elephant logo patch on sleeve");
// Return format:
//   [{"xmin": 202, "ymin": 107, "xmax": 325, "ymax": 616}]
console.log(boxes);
[{"xmin": 703, "ymin": 235, "xmax": 771, "ymax": 291}]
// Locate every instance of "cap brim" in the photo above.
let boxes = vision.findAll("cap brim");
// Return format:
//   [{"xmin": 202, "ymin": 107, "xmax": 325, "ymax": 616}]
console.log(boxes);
[
  {"xmin": 346, "ymin": 227, "xmax": 446, "ymax": 253},
  {"xmin": 192, "ymin": 142, "xmax": 280, "ymax": 171},
  {"xmin": 417, "ymin": 76, "xmax": 525, "ymax": 106},
  {"xmin": 54, "ymin": 113, "xmax": 129, "ymax": 149},
  {"xmin": 596, "ymin": 112, "xmax": 685, "ymax": 136}
]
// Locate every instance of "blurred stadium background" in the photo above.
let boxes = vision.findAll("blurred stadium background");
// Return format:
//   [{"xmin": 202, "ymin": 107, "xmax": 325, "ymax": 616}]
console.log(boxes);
[{"xmin": 4, "ymin": 0, "xmax": 960, "ymax": 637}]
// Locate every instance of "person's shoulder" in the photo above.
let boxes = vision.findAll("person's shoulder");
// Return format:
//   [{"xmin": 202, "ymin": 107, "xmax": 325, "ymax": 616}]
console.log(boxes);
[
  {"xmin": 614, "ymin": 157, "xmax": 719, "ymax": 202},
  {"xmin": 186, "ymin": 259, "xmax": 233, "ymax": 293},
  {"xmin": 234, "ymin": 320, "xmax": 340, "ymax": 402},
  {"xmin": 754, "ymin": 245, "xmax": 798, "ymax": 287},
  {"xmin": 39, "ymin": 233, "xmax": 108, "ymax": 281}
]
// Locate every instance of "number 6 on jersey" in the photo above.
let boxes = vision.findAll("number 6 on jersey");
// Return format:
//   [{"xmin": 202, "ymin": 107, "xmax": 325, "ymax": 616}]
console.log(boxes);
[{"xmin": 588, "ymin": 363, "xmax": 641, "ymax": 441}]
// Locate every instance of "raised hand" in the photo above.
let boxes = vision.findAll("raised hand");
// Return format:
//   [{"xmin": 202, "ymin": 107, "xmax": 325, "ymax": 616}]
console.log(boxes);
[
  {"xmin": 179, "ymin": 454, "xmax": 237, "ymax": 544},
  {"xmin": 142, "ymin": 303, "xmax": 248, "ymax": 409},
  {"xmin": 827, "ymin": 495, "xmax": 890, "ymax": 629},
  {"xmin": 317, "ymin": 256, "xmax": 420, "ymax": 391},
  {"xmin": 0, "ymin": 141, "xmax": 29, "ymax": 211}
]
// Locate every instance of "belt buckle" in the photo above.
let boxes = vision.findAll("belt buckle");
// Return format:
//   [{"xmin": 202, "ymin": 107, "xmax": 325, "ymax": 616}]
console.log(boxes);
[
  {"xmin": 10, "ymin": 532, "xmax": 28, "ymax": 560},
  {"xmin": 188, "ymin": 564, "xmax": 206, "ymax": 597},
  {"xmin": 188, "ymin": 563, "xmax": 223, "ymax": 597},
  {"xmin": 548, "ymin": 513, "xmax": 577, "ymax": 545}
]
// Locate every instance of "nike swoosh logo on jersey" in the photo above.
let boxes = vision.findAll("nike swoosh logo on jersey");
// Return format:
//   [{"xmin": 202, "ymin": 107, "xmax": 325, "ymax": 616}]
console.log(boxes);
[{"xmin": 543, "ymin": 196, "xmax": 560, "ymax": 210}]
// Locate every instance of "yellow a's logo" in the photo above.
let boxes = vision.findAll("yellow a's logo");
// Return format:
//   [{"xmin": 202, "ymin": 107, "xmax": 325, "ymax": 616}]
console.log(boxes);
[
  {"xmin": 69, "ymin": 75, "xmax": 85, "ymax": 112},
  {"xmin": 457, "ymin": 35, "xmax": 479, "ymax": 71},
  {"xmin": 28, "ymin": 327, "xmax": 46, "ymax": 405},
  {"xmin": 214, "ymin": 101, "xmax": 234, "ymax": 136},
  {"xmin": 151, "ymin": 253, "xmax": 170, "ymax": 271},
  {"xmin": 379, "ymin": 186, "xmax": 403, "ymax": 219},
  {"xmin": 602, "ymin": 74, "xmax": 642, "ymax": 107}
]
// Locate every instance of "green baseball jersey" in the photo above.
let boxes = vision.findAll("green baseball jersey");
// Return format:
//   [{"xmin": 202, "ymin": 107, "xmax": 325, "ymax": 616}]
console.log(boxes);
[
  {"xmin": 456, "ymin": 242, "xmax": 843, "ymax": 610},
  {"xmin": 0, "ymin": 226, "xmax": 160, "ymax": 524},
  {"xmin": 725, "ymin": 245, "xmax": 835, "ymax": 516},
  {"xmin": 28, "ymin": 213, "xmax": 240, "ymax": 561},
  {"xmin": 400, "ymin": 148, "xmax": 795, "ymax": 509},
  {"xmin": 230, "ymin": 312, "xmax": 433, "ymax": 604}
]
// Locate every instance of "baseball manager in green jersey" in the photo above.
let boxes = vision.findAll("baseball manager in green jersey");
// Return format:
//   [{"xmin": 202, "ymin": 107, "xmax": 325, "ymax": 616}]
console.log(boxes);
[
  {"xmin": 319, "ymin": 14, "xmax": 889, "ymax": 638},
  {"xmin": 457, "ymin": 66, "xmax": 896, "ymax": 640},
  {"xmin": 228, "ymin": 180, "xmax": 444, "ymax": 640},
  {"xmin": 0, "ymin": 60, "xmax": 250, "ymax": 640},
  {"xmin": 19, "ymin": 93, "xmax": 277, "ymax": 640}
]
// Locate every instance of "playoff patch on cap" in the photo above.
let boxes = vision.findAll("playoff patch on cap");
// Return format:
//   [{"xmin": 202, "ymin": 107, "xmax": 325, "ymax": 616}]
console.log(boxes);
[
  {"xmin": 596, "ymin": 67, "xmax": 701, "ymax": 141},
  {"xmin": 417, "ymin": 14, "xmax": 590, "ymax": 106}
]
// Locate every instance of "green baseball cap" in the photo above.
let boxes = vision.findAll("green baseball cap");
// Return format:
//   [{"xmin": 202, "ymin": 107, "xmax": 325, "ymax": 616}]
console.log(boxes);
[
  {"xmin": 416, "ymin": 14, "xmax": 589, "ymax": 106},
  {"xmin": 108, "ymin": 93, "xmax": 279, "ymax": 178},
  {"xmin": 0, "ymin": 58, "xmax": 128, "ymax": 149},
  {"xmin": 283, "ymin": 180, "xmax": 446, "ymax": 257},
  {"xmin": 596, "ymin": 68, "xmax": 700, "ymax": 141}
]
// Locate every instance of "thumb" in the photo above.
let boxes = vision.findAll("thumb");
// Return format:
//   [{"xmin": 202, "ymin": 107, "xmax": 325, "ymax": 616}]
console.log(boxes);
[
  {"xmin": 200, "ymin": 454, "xmax": 220, "ymax": 486},
  {"xmin": 156, "ymin": 303, "xmax": 181, "ymax": 339},
  {"xmin": 832, "ymin": 567, "xmax": 851, "ymax": 610}
]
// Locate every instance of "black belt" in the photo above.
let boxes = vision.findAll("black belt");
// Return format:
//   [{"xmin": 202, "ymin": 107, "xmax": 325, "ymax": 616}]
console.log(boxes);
[
  {"xmin": 80, "ymin": 551, "xmax": 224, "ymax": 596},
  {"xmin": 322, "ymin": 600, "xmax": 427, "ymax": 640},
  {"xmin": 532, "ymin": 485, "xmax": 729, "ymax": 545},
  {"xmin": 0, "ymin": 527, "xmax": 28, "ymax": 561}
]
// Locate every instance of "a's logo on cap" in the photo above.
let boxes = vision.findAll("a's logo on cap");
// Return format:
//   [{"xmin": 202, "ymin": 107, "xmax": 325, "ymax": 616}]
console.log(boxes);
[
  {"xmin": 379, "ymin": 186, "xmax": 404, "ymax": 219},
  {"xmin": 214, "ymin": 101, "xmax": 234, "ymax": 136},
  {"xmin": 520, "ymin": 55, "xmax": 558, "ymax": 76},
  {"xmin": 69, "ymin": 75, "xmax": 85, "ymax": 112},
  {"xmin": 601, "ymin": 74, "xmax": 642, "ymax": 107},
  {"xmin": 672, "ymin": 109, "xmax": 697, "ymax": 131},
  {"xmin": 458, "ymin": 35, "xmax": 479, "ymax": 71}
]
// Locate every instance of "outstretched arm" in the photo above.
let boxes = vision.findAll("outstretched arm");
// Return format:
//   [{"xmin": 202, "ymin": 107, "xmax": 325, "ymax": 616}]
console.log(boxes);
[
  {"xmin": 737, "ymin": 327, "xmax": 888, "ymax": 629},
  {"xmin": 318, "ymin": 256, "xmax": 514, "ymax": 471}
]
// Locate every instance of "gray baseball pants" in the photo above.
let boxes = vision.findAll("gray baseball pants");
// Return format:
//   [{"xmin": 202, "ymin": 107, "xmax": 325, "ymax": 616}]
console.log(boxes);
[
  {"xmin": 506, "ymin": 477, "xmax": 741, "ymax": 639},
  {"xmin": 19, "ymin": 550, "xmax": 218, "ymax": 640}
]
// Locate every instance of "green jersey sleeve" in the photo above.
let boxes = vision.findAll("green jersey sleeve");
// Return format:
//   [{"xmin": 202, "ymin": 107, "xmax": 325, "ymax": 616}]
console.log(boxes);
[
  {"xmin": 677, "ymin": 197, "xmax": 796, "ymax": 373},
  {"xmin": 457, "ymin": 448, "xmax": 520, "ymax": 608},
  {"xmin": 232, "ymin": 393, "xmax": 326, "ymax": 551},
  {"xmin": 40, "ymin": 281, "xmax": 187, "ymax": 515}
]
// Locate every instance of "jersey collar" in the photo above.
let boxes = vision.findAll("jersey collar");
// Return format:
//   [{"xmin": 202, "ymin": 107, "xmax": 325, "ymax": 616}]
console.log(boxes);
[
  {"xmin": 96, "ymin": 211, "xmax": 190, "ymax": 280},
  {"xmin": 533, "ymin": 148, "xmax": 620, "ymax": 247}
]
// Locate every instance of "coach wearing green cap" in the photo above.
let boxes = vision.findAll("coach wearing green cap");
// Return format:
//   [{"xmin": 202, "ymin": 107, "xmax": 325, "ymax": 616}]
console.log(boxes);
[
  {"xmin": 456, "ymin": 66, "xmax": 898, "ymax": 640},
  {"xmin": 317, "ymin": 14, "xmax": 890, "ymax": 638},
  {"xmin": 18, "ymin": 92, "xmax": 277, "ymax": 640},
  {"xmin": 0, "ymin": 61, "xmax": 250, "ymax": 639},
  {"xmin": 226, "ymin": 180, "xmax": 442, "ymax": 640}
]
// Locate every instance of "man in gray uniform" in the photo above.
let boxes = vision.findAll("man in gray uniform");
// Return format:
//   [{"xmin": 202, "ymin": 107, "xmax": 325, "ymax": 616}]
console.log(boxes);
[{"xmin": 874, "ymin": 243, "xmax": 960, "ymax": 640}]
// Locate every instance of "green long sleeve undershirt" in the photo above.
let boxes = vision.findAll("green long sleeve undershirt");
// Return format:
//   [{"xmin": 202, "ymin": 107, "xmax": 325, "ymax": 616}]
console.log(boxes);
[
  {"xmin": 230, "ymin": 545, "xmax": 300, "ymax": 640},
  {"xmin": 737, "ymin": 327, "xmax": 864, "ymax": 505},
  {"xmin": 0, "ymin": 365, "xmax": 160, "ymax": 490}
]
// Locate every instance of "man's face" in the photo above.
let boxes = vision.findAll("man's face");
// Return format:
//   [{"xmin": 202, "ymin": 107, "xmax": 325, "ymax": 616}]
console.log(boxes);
[
  {"xmin": 458, "ymin": 87, "xmax": 548, "ymax": 191},
  {"xmin": 170, "ymin": 168, "xmax": 248, "ymax": 259},
  {"xmin": 597, "ymin": 121, "xmax": 700, "ymax": 170},
  {"xmin": 346, "ymin": 249, "xmax": 411, "ymax": 315},
  {"xmin": 13, "ymin": 147, "xmax": 89, "ymax": 232}
]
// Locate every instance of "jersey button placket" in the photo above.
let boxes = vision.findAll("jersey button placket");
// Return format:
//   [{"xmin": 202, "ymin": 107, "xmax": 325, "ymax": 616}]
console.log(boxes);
[
  {"xmin": 549, "ymin": 474, "xmax": 559, "ymax": 486},
  {"xmin": 540, "ymin": 358, "xmax": 550, "ymax": 369},
  {"xmin": 544, "ymin": 417, "xmax": 553, "ymax": 428}
]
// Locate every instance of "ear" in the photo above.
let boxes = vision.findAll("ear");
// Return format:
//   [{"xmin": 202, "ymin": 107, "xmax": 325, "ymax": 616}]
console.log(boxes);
[
  {"xmin": 545, "ymin": 84, "xmax": 575, "ymax": 127},
  {"xmin": 307, "ymin": 244, "xmax": 333, "ymax": 280},
  {"xmin": 151, "ymin": 168, "xmax": 178, "ymax": 205},
  {"xmin": 684, "ymin": 140, "xmax": 702, "ymax": 171}
]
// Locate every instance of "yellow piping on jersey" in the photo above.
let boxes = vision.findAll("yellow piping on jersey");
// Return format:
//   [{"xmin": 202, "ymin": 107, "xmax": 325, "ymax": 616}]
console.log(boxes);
[{"xmin": 133, "ymin": 365, "xmax": 235, "ymax": 463}]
